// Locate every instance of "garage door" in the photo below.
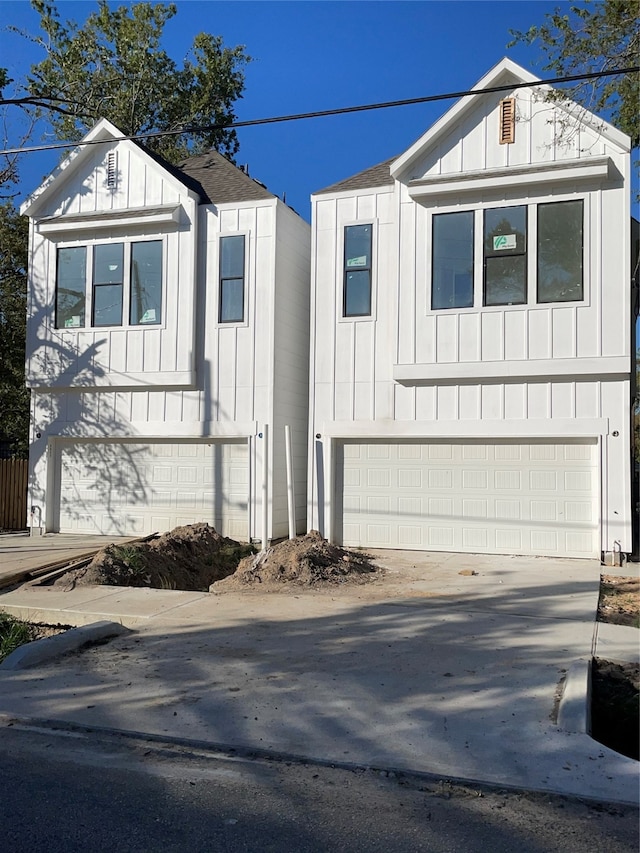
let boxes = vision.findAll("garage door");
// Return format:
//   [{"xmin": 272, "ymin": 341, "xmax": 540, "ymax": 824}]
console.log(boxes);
[
  {"xmin": 336, "ymin": 439, "xmax": 598, "ymax": 558},
  {"xmin": 56, "ymin": 440, "xmax": 249, "ymax": 539}
]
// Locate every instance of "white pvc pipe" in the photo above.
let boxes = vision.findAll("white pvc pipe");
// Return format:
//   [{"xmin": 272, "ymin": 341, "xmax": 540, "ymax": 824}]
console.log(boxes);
[
  {"xmin": 285, "ymin": 424, "xmax": 296, "ymax": 539},
  {"xmin": 261, "ymin": 423, "xmax": 269, "ymax": 551}
]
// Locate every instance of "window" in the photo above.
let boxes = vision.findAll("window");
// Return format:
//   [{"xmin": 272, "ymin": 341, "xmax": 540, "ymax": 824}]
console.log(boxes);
[
  {"xmin": 432, "ymin": 212, "xmax": 474, "ymax": 310},
  {"xmin": 483, "ymin": 205, "xmax": 527, "ymax": 306},
  {"xmin": 430, "ymin": 200, "xmax": 584, "ymax": 311},
  {"xmin": 56, "ymin": 246, "xmax": 86, "ymax": 329},
  {"xmin": 219, "ymin": 235, "xmax": 245, "ymax": 323},
  {"xmin": 92, "ymin": 243, "xmax": 123, "ymax": 327},
  {"xmin": 130, "ymin": 241, "xmax": 163, "ymax": 325},
  {"xmin": 537, "ymin": 200, "xmax": 583, "ymax": 303},
  {"xmin": 55, "ymin": 240, "xmax": 163, "ymax": 329},
  {"xmin": 343, "ymin": 224, "xmax": 372, "ymax": 317}
]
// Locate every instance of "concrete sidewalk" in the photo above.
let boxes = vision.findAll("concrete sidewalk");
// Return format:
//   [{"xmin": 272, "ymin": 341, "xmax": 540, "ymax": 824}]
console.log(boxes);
[{"xmin": 0, "ymin": 549, "xmax": 638, "ymax": 806}]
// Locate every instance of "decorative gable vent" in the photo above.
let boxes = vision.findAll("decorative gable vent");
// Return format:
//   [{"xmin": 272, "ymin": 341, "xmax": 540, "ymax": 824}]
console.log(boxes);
[
  {"xmin": 499, "ymin": 98, "xmax": 516, "ymax": 145},
  {"xmin": 106, "ymin": 151, "xmax": 117, "ymax": 188}
]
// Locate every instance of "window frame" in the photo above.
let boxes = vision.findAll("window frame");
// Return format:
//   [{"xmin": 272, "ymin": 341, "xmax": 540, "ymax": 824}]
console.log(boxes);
[
  {"xmin": 340, "ymin": 221, "xmax": 376, "ymax": 321},
  {"xmin": 482, "ymin": 204, "xmax": 528, "ymax": 308},
  {"xmin": 54, "ymin": 238, "xmax": 165, "ymax": 331},
  {"xmin": 428, "ymin": 197, "xmax": 586, "ymax": 313},
  {"xmin": 218, "ymin": 232, "xmax": 248, "ymax": 325},
  {"xmin": 536, "ymin": 199, "xmax": 584, "ymax": 304}
]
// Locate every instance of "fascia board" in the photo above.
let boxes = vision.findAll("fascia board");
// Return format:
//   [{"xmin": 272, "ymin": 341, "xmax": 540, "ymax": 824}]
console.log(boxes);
[{"xmin": 407, "ymin": 156, "xmax": 616, "ymax": 199}]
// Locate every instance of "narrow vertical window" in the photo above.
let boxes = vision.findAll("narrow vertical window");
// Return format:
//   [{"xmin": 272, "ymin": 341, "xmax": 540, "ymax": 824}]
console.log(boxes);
[
  {"xmin": 483, "ymin": 205, "xmax": 527, "ymax": 306},
  {"xmin": 92, "ymin": 243, "xmax": 124, "ymax": 326},
  {"xmin": 130, "ymin": 241, "xmax": 162, "ymax": 324},
  {"xmin": 537, "ymin": 200, "xmax": 583, "ymax": 303},
  {"xmin": 343, "ymin": 224, "xmax": 372, "ymax": 317},
  {"xmin": 219, "ymin": 235, "xmax": 245, "ymax": 323},
  {"xmin": 56, "ymin": 246, "xmax": 86, "ymax": 329},
  {"xmin": 432, "ymin": 212, "xmax": 474, "ymax": 310}
]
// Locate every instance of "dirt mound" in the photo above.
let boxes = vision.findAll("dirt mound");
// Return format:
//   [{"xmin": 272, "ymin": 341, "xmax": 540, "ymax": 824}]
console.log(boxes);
[
  {"xmin": 211, "ymin": 530, "xmax": 381, "ymax": 591},
  {"xmin": 55, "ymin": 523, "xmax": 255, "ymax": 592}
]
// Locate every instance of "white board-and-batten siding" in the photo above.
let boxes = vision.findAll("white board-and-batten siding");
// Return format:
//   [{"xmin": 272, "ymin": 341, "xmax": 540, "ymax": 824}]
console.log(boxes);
[{"xmin": 308, "ymin": 74, "xmax": 632, "ymax": 554}]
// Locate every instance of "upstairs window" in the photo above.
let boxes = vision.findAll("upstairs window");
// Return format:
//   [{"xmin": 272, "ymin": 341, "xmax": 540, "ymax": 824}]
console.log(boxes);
[
  {"xmin": 343, "ymin": 224, "xmax": 372, "ymax": 317},
  {"xmin": 130, "ymin": 241, "xmax": 163, "ymax": 325},
  {"xmin": 483, "ymin": 205, "xmax": 527, "ymax": 306},
  {"xmin": 56, "ymin": 246, "xmax": 87, "ymax": 329},
  {"xmin": 92, "ymin": 243, "xmax": 124, "ymax": 327},
  {"xmin": 219, "ymin": 235, "xmax": 245, "ymax": 323},
  {"xmin": 430, "ymin": 200, "xmax": 584, "ymax": 311},
  {"xmin": 55, "ymin": 240, "xmax": 163, "ymax": 329},
  {"xmin": 537, "ymin": 200, "xmax": 583, "ymax": 303},
  {"xmin": 432, "ymin": 211, "xmax": 474, "ymax": 310}
]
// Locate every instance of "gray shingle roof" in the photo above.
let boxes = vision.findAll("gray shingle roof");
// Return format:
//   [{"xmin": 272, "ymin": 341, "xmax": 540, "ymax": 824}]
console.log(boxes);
[
  {"xmin": 314, "ymin": 156, "xmax": 396, "ymax": 195},
  {"xmin": 177, "ymin": 150, "xmax": 276, "ymax": 204}
]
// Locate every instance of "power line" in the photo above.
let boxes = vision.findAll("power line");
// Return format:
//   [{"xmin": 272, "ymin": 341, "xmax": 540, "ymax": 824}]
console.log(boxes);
[{"xmin": 1, "ymin": 65, "xmax": 637, "ymax": 157}]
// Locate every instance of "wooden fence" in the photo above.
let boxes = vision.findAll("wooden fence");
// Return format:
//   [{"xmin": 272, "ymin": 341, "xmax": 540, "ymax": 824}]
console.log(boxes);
[{"xmin": 0, "ymin": 459, "xmax": 28, "ymax": 530}]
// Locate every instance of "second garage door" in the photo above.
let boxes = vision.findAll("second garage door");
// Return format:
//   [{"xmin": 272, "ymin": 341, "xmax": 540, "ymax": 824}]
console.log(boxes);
[
  {"xmin": 55, "ymin": 439, "xmax": 249, "ymax": 539},
  {"xmin": 336, "ymin": 439, "xmax": 598, "ymax": 558}
]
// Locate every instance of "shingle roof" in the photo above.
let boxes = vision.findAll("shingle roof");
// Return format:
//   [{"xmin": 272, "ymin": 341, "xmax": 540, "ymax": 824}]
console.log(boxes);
[
  {"xmin": 177, "ymin": 150, "xmax": 276, "ymax": 204},
  {"xmin": 314, "ymin": 156, "xmax": 396, "ymax": 195}
]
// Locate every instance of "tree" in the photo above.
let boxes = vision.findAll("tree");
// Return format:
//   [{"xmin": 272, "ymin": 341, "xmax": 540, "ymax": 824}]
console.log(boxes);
[
  {"xmin": 0, "ymin": 1, "xmax": 251, "ymax": 458},
  {"xmin": 0, "ymin": 203, "xmax": 29, "ymax": 458},
  {"xmin": 510, "ymin": 0, "xmax": 639, "ymax": 147},
  {"xmin": 10, "ymin": 0, "xmax": 250, "ymax": 162}
]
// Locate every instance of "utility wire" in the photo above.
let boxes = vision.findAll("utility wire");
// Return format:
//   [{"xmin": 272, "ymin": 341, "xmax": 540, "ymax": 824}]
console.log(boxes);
[{"xmin": 1, "ymin": 65, "xmax": 638, "ymax": 157}]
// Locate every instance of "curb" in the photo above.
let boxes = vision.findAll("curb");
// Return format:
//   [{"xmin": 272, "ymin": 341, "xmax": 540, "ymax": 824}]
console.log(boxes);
[
  {"xmin": 556, "ymin": 658, "xmax": 591, "ymax": 734},
  {"xmin": 2, "ymin": 712, "xmax": 637, "ymax": 807},
  {"xmin": 0, "ymin": 621, "xmax": 132, "ymax": 671}
]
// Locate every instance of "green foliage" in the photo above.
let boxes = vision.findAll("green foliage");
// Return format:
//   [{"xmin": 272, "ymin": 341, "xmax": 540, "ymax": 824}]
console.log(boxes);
[
  {"xmin": 0, "ymin": 612, "xmax": 32, "ymax": 662},
  {"xmin": 21, "ymin": 0, "xmax": 250, "ymax": 162},
  {"xmin": 510, "ymin": 0, "xmax": 639, "ymax": 146},
  {"xmin": 0, "ymin": 203, "xmax": 30, "ymax": 458}
]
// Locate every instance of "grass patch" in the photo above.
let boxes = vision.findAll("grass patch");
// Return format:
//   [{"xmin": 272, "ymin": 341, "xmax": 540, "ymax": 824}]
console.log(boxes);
[{"xmin": 0, "ymin": 612, "xmax": 33, "ymax": 662}]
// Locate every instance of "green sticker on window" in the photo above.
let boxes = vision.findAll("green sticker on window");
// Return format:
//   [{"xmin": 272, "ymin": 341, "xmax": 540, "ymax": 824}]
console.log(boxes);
[
  {"xmin": 493, "ymin": 234, "xmax": 516, "ymax": 251},
  {"xmin": 347, "ymin": 256, "xmax": 367, "ymax": 267}
]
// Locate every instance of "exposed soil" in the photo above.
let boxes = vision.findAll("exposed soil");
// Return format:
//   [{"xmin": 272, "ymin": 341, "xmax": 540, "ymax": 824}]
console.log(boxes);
[
  {"xmin": 54, "ymin": 523, "xmax": 255, "ymax": 592},
  {"xmin": 592, "ymin": 573, "xmax": 639, "ymax": 761},
  {"xmin": 591, "ymin": 658, "xmax": 639, "ymax": 761},
  {"xmin": 597, "ymin": 574, "xmax": 640, "ymax": 628},
  {"xmin": 211, "ymin": 530, "xmax": 381, "ymax": 591}
]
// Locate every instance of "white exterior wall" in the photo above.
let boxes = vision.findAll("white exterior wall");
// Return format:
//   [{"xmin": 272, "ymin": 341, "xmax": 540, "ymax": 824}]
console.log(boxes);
[
  {"xmin": 24, "ymin": 129, "xmax": 311, "ymax": 541},
  {"xmin": 271, "ymin": 203, "xmax": 311, "ymax": 537},
  {"xmin": 308, "ymin": 75, "xmax": 633, "ymax": 555}
]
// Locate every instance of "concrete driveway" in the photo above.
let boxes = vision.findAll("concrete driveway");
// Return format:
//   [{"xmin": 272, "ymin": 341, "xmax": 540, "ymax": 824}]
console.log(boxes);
[{"xmin": 1, "ymin": 544, "xmax": 638, "ymax": 804}]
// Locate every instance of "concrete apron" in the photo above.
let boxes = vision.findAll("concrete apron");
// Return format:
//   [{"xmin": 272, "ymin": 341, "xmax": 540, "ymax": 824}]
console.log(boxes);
[{"xmin": 0, "ymin": 551, "xmax": 637, "ymax": 805}]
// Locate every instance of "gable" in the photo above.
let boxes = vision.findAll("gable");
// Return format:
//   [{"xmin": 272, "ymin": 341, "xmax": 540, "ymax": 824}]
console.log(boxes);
[{"xmin": 391, "ymin": 58, "xmax": 629, "ymax": 183}]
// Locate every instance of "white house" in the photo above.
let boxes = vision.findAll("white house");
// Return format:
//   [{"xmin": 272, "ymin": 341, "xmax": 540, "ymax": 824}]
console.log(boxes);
[
  {"xmin": 307, "ymin": 58, "xmax": 636, "ymax": 561},
  {"xmin": 21, "ymin": 119, "xmax": 310, "ymax": 542}
]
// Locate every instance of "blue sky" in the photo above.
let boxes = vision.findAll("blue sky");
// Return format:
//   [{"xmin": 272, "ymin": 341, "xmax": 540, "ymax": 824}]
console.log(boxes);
[{"xmin": 0, "ymin": 1, "xmax": 611, "ymax": 220}]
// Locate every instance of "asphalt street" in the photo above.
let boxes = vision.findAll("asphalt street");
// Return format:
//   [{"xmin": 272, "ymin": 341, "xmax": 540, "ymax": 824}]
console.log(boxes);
[{"xmin": 1, "ymin": 724, "xmax": 638, "ymax": 853}]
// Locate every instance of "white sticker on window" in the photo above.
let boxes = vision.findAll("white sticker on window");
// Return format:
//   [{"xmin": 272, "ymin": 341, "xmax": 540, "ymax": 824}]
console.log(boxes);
[
  {"xmin": 347, "ymin": 256, "xmax": 367, "ymax": 267},
  {"xmin": 493, "ymin": 234, "xmax": 517, "ymax": 250},
  {"xmin": 65, "ymin": 316, "xmax": 81, "ymax": 328},
  {"xmin": 140, "ymin": 309, "xmax": 156, "ymax": 323}
]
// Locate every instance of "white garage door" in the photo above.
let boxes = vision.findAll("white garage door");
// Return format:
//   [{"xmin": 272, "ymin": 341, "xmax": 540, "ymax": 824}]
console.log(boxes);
[
  {"xmin": 56, "ymin": 440, "xmax": 249, "ymax": 539},
  {"xmin": 336, "ymin": 439, "xmax": 599, "ymax": 558}
]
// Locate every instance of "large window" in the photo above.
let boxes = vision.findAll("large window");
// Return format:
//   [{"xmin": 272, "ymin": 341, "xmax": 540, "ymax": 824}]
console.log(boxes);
[
  {"xmin": 130, "ymin": 241, "xmax": 163, "ymax": 325},
  {"xmin": 483, "ymin": 205, "xmax": 527, "ymax": 306},
  {"xmin": 432, "ymin": 211, "xmax": 474, "ymax": 309},
  {"xmin": 56, "ymin": 246, "xmax": 87, "ymax": 329},
  {"xmin": 430, "ymin": 200, "xmax": 583, "ymax": 311},
  {"xmin": 537, "ymin": 200, "xmax": 583, "ymax": 303},
  {"xmin": 55, "ymin": 240, "xmax": 162, "ymax": 329},
  {"xmin": 219, "ymin": 235, "xmax": 245, "ymax": 323},
  {"xmin": 343, "ymin": 224, "xmax": 372, "ymax": 317}
]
